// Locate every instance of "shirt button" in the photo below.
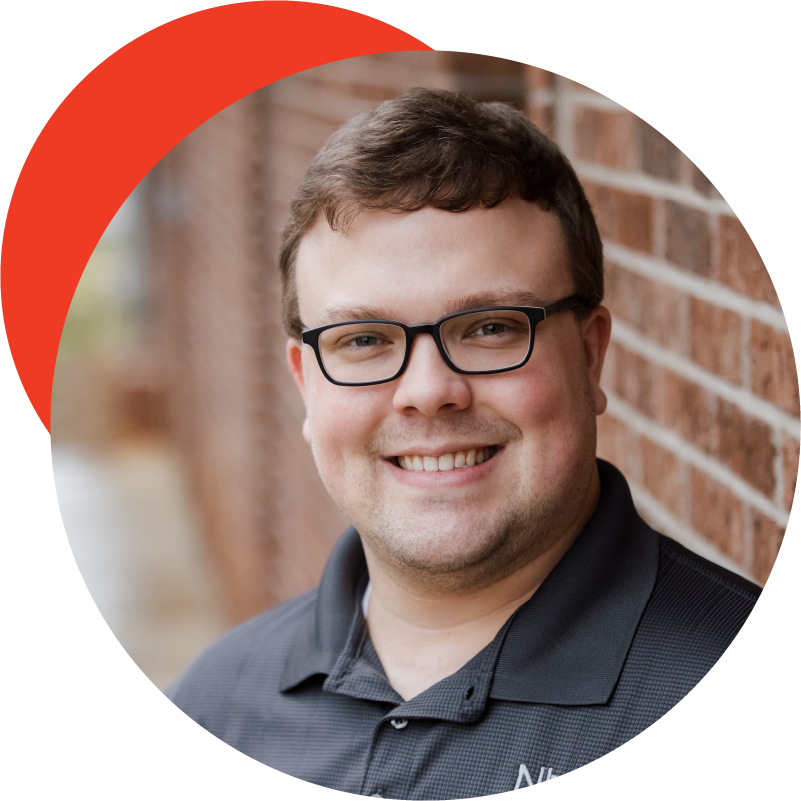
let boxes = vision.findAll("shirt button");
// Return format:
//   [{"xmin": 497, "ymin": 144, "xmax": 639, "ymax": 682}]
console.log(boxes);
[{"xmin": 390, "ymin": 718, "xmax": 408, "ymax": 729}]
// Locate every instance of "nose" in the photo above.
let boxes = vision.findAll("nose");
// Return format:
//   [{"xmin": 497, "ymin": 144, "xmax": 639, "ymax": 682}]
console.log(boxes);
[{"xmin": 392, "ymin": 333, "xmax": 472, "ymax": 416}]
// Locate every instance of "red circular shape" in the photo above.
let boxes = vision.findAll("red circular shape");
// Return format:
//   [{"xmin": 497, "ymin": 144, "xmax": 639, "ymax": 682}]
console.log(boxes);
[{"xmin": 1, "ymin": 1, "xmax": 430, "ymax": 431}]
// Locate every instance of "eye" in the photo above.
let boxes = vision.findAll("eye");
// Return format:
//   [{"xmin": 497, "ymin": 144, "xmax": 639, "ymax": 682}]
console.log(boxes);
[
  {"xmin": 336, "ymin": 330, "xmax": 395, "ymax": 350},
  {"xmin": 471, "ymin": 322, "xmax": 508, "ymax": 337},
  {"xmin": 465, "ymin": 320, "xmax": 515, "ymax": 338},
  {"xmin": 320, "ymin": 323, "xmax": 403, "ymax": 358},
  {"xmin": 349, "ymin": 335, "xmax": 384, "ymax": 347}
]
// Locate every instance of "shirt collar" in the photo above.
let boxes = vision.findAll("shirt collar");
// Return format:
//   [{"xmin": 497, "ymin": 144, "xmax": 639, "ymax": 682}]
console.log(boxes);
[
  {"xmin": 279, "ymin": 524, "xmax": 368, "ymax": 692},
  {"xmin": 490, "ymin": 460, "xmax": 659, "ymax": 704},
  {"xmin": 279, "ymin": 460, "xmax": 660, "ymax": 705}
]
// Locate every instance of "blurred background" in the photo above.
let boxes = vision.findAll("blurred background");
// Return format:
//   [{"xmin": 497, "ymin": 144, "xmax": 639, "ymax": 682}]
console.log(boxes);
[{"xmin": 51, "ymin": 51, "xmax": 798, "ymax": 691}]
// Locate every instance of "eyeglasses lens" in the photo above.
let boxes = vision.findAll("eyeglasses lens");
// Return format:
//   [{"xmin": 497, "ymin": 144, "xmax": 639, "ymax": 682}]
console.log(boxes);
[
  {"xmin": 317, "ymin": 310, "xmax": 532, "ymax": 384},
  {"xmin": 318, "ymin": 323, "xmax": 407, "ymax": 384},
  {"xmin": 440, "ymin": 310, "xmax": 532, "ymax": 372}
]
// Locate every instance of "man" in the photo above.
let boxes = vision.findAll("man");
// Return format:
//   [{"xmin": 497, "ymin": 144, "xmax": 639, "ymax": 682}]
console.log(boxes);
[{"xmin": 168, "ymin": 89, "xmax": 759, "ymax": 798}]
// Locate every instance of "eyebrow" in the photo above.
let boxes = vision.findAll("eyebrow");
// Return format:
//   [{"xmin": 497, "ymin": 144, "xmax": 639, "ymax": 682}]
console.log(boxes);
[
  {"xmin": 311, "ymin": 291, "xmax": 549, "ymax": 328},
  {"xmin": 315, "ymin": 305, "xmax": 399, "ymax": 326},
  {"xmin": 445, "ymin": 291, "xmax": 548, "ymax": 315}
]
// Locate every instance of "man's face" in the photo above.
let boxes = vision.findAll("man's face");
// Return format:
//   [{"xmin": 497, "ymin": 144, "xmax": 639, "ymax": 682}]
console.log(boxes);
[{"xmin": 288, "ymin": 199, "xmax": 611, "ymax": 589}]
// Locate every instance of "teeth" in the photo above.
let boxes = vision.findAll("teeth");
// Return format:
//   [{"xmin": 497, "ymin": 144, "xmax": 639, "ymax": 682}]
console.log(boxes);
[
  {"xmin": 438, "ymin": 453, "xmax": 454, "ymax": 471},
  {"xmin": 397, "ymin": 447, "xmax": 495, "ymax": 471}
]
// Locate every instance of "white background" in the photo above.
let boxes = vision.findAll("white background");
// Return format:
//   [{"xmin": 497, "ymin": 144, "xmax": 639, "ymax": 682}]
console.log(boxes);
[{"xmin": 1, "ymin": 1, "xmax": 798, "ymax": 798}]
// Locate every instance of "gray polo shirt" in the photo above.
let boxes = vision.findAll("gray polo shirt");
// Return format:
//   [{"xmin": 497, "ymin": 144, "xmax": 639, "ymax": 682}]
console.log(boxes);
[{"xmin": 167, "ymin": 460, "xmax": 759, "ymax": 799}]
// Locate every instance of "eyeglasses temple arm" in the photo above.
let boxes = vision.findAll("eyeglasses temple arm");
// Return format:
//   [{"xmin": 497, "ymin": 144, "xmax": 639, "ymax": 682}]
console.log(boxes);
[{"xmin": 542, "ymin": 296, "xmax": 584, "ymax": 318}]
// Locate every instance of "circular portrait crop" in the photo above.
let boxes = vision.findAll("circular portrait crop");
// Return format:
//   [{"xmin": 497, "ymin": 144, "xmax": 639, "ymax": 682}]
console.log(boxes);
[{"xmin": 50, "ymin": 49, "xmax": 797, "ymax": 799}]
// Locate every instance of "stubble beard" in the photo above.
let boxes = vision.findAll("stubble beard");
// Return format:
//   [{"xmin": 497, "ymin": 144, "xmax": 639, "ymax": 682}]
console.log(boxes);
[{"xmin": 324, "ymin": 397, "xmax": 598, "ymax": 595}]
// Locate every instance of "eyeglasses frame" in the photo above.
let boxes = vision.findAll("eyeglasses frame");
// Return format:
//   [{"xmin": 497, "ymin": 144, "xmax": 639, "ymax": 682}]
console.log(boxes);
[{"xmin": 300, "ymin": 295, "xmax": 585, "ymax": 387}]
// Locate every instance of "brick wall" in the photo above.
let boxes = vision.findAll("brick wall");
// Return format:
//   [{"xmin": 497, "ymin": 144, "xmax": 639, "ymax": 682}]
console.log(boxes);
[
  {"xmin": 142, "ymin": 52, "xmax": 797, "ymax": 622},
  {"xmin": 525, "ymin": 70, "xmax": 798, "ymax": 584}
]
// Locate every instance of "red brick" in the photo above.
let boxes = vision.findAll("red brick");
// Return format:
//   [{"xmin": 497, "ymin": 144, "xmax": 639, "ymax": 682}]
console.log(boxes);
[
  {"xmin": 717, "ymin": 216, "xmax": 779, "ymax": 306},
  {"xmin": 596, "ymin": 413, "xmax": 624, "ymax": 467},
  {"xmin": 749, "ymin": 321, "xmax": 800, "ymax": 417},
  {"xmin": 448, "ymin": 51, "xmax": 524, "ymax": 78},
  {"xmin": 596, "ymin": 413, "xmax": 642, "ymax": 481},
  {"xmin": 642, "ymin": 439, "xmax": 687, "ymax": 520},
  {"xmin": 783, "ymin": 435, "xmax": 799, "ymax": 512},
  {"xmin": 524, "ymin": 65, "xmax": 555, "ymax": 91},
  {"xmin": 584, "ymin": 182, "xmax": 653, "ymax": 254},
  {"xmin": 659, "ymin": 370, "xmax": 719, "ymax": 456},
  {"xmin": 616, "ymin": 192, "xmax": 655, "ymax": 253},
  {"xmin": 637, "ymin": 119, "xmax": 681, "ymax": 181},
  {"xmin": 574, "ymin": 108, "xmax": 635, "ymax": 169},
  {"xmin": 600, "ymin": 335, "xmax": 617, "ymax": 386},
  {"xmin": 751, "ymin": 510, "xmax": 785, "ymax": 586},
  {"xmin": 527, "ymin": 103, "xmax": 554, "ymax": 136},
  {"xmin": 673, "ymin": 151, "xmax": 722, "ymax": 199},
  {"xmin": 690, "ymin": 468, "xmax": 746, "ymax": 565},
  {"xmin": 583, "ymin": 181, "xmax": 617, "ymax": 240},
  {"xmin": 605, "ymin": 262, "xmax": 689, "ymax": 355},
  {"xmin": 609, "ymin": 342, "xmax": 659, "ymax": 419},
  {"xmin": 665, "ymin": 201, "xmax": 712, "ymax": 276},
  {"xmin": 717, "ymin": 400, "xmax": 775, "ymax": 497},
  {"xmin": 690, "ymin": 164, "xmax": 721, "ymax": 199},
  {"xmin": 690, "ymin": 298, "xmax": 742, "ymax": 383},
  {"xmin": 446, "ymin": 53, "xmax": 527, "ymax": 106}
]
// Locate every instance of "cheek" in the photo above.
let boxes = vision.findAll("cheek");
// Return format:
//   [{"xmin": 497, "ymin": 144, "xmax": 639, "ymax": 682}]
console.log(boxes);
[
  {"xmin": 306, "ymin": 381, "xmax": 388, "ymax": 472},
  {"xmin": 487, "ymin": 348, "xmax": 591, "ymax": 448},
  {"xmin": 489, "ymin": 365, "xmax": 571, "ymax": 428}
]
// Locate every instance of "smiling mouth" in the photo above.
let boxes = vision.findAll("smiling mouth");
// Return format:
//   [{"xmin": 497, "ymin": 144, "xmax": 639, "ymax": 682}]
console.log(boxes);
[{"xmin": 393, "ymin": 446, "xmax": 499, "ymax": 472}]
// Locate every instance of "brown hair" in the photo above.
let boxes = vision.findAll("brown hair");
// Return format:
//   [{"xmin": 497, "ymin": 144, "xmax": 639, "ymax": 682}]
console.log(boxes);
[{"xmin": 279, "ymin": 87, "xmax": 603, "ymax": 337}]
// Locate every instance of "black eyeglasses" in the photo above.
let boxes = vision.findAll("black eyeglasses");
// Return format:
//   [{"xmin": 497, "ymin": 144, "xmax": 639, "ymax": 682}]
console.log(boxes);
[{"xmin": 300, "ymin": 296, "xmax": 583, "ymax": 386}]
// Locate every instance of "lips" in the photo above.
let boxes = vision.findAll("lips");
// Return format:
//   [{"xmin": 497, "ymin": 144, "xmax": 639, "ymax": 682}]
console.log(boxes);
[{"xmin": 395, "ymin": 446, "xmax": 498, "ymax": 471}]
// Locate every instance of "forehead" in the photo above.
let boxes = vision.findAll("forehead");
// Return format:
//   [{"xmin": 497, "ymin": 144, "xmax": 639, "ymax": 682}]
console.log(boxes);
[{"xmin": 295, "ymin": 199, "xmax": 572, "ymax": 327}]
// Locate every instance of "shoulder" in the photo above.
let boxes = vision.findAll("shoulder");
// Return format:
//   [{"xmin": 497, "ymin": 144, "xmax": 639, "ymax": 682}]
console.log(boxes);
[
  {"xmin": 656, "ymin": 535, "xmax": 761, "ymax": 604},
  {"xmin": 165, "ymin": 588, "xmax": 317, "ymax": 716},
  {"xmin": 630, "ymin": 534, "xmax": 760, "ymax": 686}
]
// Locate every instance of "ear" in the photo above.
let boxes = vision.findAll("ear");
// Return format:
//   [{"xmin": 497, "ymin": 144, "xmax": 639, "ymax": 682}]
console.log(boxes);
[
  {"xmin": 287, "ymin": 339, "xmax": 313, "ymax": 444},
  {"xmin": 286, "ymin": 338, "xmax": 307, "ymax": 403},
  {"xmin": 580, "ymin": 306, "xmax": 612, "ymax": 415}
]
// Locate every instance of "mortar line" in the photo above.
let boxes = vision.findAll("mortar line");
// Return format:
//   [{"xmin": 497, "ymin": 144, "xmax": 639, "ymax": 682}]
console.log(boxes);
[
  {"xmin": 604, "ymin": 392, "xmax": 790, "ymax": 527},
  {"xmin": 610, "ymin": 321, "xmax": 799, "ymax": 437},
  {"xmin": 605, "ymin": 243, "xmax": 787, "ymax": 331},
  {"xmin": 577, "ymin": 160, "xmax": 733, "ymax": 215},
  {"xmin": 627, "ymin": 482, "xmax": 753, "ymax": 581}
]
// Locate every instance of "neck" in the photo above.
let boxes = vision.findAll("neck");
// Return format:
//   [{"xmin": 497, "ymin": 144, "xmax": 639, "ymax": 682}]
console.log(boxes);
[{"xmin": 362, "ymin": 465, "xmax": 601, "ymax": 701}]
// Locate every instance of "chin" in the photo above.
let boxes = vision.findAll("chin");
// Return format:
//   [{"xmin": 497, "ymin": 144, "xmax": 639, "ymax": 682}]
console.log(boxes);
[{"xmin": 361, "ymin": 508, "xmax": 535, "ymax": 579}]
